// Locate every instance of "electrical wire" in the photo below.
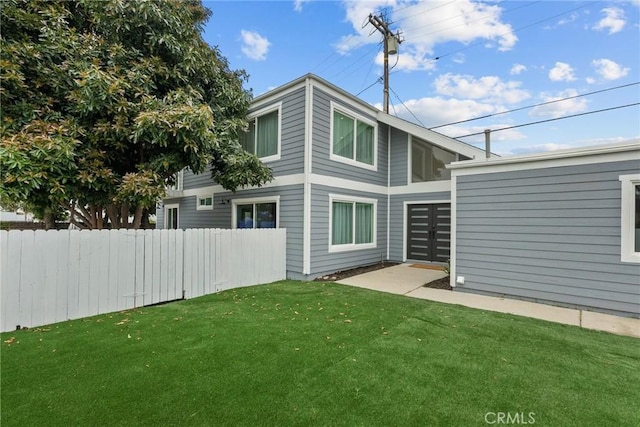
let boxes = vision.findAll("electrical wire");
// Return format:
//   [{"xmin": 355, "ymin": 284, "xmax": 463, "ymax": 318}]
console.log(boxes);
[
  {"xmin": 426, "ymin": 1, "xmax": 597, "ymax": 64},
  {"xmin": 455, "ymin": 103, "xmax": 640, "ymax": 139},
  {"xmin": 429, "ymin": 81, "xmax": 640, "ymax": 129},
  {"xmin": 389, "ymin": 85, "xmax": 426, "ymax": 127},
  {"xmin": 356, "ymin": 78, "xmax": 382, "ymax": 97}
]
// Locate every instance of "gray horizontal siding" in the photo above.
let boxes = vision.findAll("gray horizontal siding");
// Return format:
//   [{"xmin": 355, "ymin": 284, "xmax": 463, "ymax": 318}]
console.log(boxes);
[
  {"xmin": 160, "ymin": 185, "xmax": 304, "ymax": 277},
  {"xmin": 183, "ymin": 168, "xmax": 213, "ymax": 190},
  {"xmin": 455, "ymin": 159, "xmax": 640, "ymax": 317},
  {"xmin": 181, "ymin": 87, "xmax": 307, "ymax": 191},
  {"xmin": 309, "ymin": 184, "xmax": 387, "ymax": 277},
  {"xmin": 250, "ymin": 87, "xmax": 305, "ymax": 177},
  {"xmin": 388, "ymin": 192, "xmax": 451, "ymax": 262},
  {"xmin": 311, "ymin": 87, "xmax": 388, "ymax": 186},
  {"xmin": 389, "ymin": 128, "xmax": 408, "ymax": 187},
  {"xmin": 224, "ymin": 185, "xmax": 304, "ymax": 277}
]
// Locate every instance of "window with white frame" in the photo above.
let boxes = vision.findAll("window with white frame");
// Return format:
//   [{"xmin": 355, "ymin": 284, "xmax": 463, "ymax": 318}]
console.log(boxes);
[
  {"xmin": 233, "ymin": 197, "xmax": 279, "ymax": 229},
  {"xmin": 331, "ymin": 104, "xmax": 376, "ymax": 169},
  {"xmin": 167, "ymin": 170, "xmax": 183, "ymax": 191},
  {"xmin": 329, "ymin": 195, "xmax": 376, "ymax": 252},
  {"xmin": 239, "ymin": 104, "xmax": 281, "ymax": 161},
  {"xmin": 164, "ymin": 203, "xmax": 179, "ymax": 229},
  {"xmin": 196, "ymin": 195, "xmax": 213, "ymax": 210},
  {"xmin": 620, "ymin": 174, "xmax": 640, "ymax": 263},
  {"xmin": 411, "ymin": 137, "xmax": 457, "ymax": 183}
]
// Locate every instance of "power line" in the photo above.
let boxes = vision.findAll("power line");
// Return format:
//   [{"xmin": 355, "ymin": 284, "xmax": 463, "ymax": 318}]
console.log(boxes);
[
  {"xmin": 389, "ymin": 85, "xmax": 426, "ymax": 127},
  {"xmin": 430, "ymin": 81, "xmax": 640, "ymax": 129},
  {"xmin": 455, "ymin": 103, "xmax": 640, "ymax": 139},
  {"xmin": 423, "ymin": 1, "xmax": 597, "ymax": 65},
  {"xmin": 356, "ymin": 77, "xmax": 382, "ymax": 97}
]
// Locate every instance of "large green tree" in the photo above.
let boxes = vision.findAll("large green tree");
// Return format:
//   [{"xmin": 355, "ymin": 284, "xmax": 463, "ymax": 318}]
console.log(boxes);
[{"xmin": 1, "ymin": 0, "xmax": 272, "ymax": 229}]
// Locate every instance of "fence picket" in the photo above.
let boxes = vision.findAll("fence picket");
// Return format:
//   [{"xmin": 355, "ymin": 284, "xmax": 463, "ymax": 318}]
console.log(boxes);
[{"xmin": 0, "ymin": 228, "xmax": 285, "ymax": 332}]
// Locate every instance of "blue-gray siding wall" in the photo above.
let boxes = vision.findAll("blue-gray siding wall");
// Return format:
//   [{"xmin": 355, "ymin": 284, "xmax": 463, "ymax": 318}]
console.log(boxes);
[
  {"xmin": 181, "ymin": 86, "xmax": 306, "ymax": 189},
  {"xmin": 455, "ymin": 159, "xmax": 640, "ymax": 317},
  {"xmin": 159, "ymin": 185, "xmax": 304, "ymax": 278},
  {"xmin": 388, "ymin": 192, "xmax": 451, "ymax": 262},
  {"xmin": 389, "ymin": 128, "xmax": 408, "ymax": 187},
  {"xmin": 311, "ymin": 87, "xmax": 388, "ymax": 186},
  {"xmin": 309, "ymin": 184, "xmax": 388, "ymax": 277}
]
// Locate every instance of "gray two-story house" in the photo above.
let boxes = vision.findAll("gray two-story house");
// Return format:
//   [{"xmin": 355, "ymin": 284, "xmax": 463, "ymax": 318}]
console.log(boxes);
[{"xmin": 157, "ymin": 74, "xmax": 486, "ymax": 280}]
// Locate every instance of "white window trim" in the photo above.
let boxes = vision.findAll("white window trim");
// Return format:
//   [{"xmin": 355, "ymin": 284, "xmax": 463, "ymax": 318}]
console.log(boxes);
[
  {"xmin": 620, "ymin": 174, "xmax": 640, "ymax": 263},
  {"xmin": 328, "ymin": 194, "xmax": 377, "ymax": 253},
  {"xmin": 196, "ymin": 194, "xmax": 214, "ymax": 211},
  {"xmin": 246, "ymin": 103, "xmax": 282, "ymax": 163},
  {"xmin": 164, "ymin": 203, "xmax": 179, "ymax": 229},
  {"xmin": 329, "ymin": 101, "xmax": 377, "ymax": 171},
  {"xmin": 231, "ymin": 195, "xmax": 281, "ymax": 229}
]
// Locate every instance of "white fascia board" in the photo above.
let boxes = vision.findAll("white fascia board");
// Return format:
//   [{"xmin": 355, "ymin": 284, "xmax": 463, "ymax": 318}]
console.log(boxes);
[
  {"xmin": 449, "ymin": 142, "xmax": 640, "ymax": 176},
  {"xmin": 389, "ymin": 180, "xmax": 451, "ymax": 195},
  {"xmin": 249, "ymin": 77, "xmax": 307, "ymax": 111},
  {"xmin": 174, "ymin": 174, "xmax": 305, "ymax": 199},
  {"xmin": 309, "ymin": 174, "xmax": 388, "ymax": 195},
  {"xmin": 377, "ymin": 113, "xmax": 488, "ymax": 159}
]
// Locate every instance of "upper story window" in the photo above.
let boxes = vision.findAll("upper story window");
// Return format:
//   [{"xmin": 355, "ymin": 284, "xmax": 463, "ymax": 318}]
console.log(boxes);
[
  {"xmin": 411, "ymin": 137, "xmax": 457, "ymax": 182},
  {"xmin": 239, "ymin": 104, "xmax": 281, "ymax": 162},
  {"xmin": 330, "ymin": 103, "xmax": 377, "ymax": 170},
  {"xmin": 167, "ymin": 170, "xmax": 183, "ymax": 191},
  {"xmin": 620, "ymin": 174, "xmax": 640, "ymax": 263}
]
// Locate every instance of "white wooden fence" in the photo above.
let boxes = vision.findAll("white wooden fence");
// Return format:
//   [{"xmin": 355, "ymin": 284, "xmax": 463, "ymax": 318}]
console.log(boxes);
[{"xmin": 0, "ymin": 228, "xmax": 286, "ymax": 332}]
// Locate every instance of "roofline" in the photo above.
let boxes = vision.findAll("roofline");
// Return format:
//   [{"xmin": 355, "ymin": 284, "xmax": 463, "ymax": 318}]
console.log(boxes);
[
  {"xmin": 251, "ymin": 73, "xmax": 488, "ymax": 159},
  {"xmin": 447, "ymin": 141, "xmax": 640, "ymax": 177},
  {"xmin": 448, "ymin": 140, "xmax": 640, "ymax": 170},
  {"xmin": 377, "ymin": 112, "xmax": 489, "ymax": 159}
]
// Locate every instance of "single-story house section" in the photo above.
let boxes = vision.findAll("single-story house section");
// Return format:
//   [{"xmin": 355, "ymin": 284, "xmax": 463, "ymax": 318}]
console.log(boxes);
[
  {"xmin": 156, "ymin": 74, "xmax": 489, "ymax": 279},
  {"xmin": 449, "ymin": 142, "xmax": 640, "ymax": 318}
]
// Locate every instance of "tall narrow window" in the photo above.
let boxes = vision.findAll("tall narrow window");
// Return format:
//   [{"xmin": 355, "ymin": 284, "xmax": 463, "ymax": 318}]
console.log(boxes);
[{"xmin": 165, "ymin": 204, "xmax": 179, "ymax": 229}]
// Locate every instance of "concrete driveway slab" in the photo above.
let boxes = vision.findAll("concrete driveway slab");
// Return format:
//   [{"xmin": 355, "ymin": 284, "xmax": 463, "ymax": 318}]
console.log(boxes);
[{"xmin": 335, "ymin": 263, "xmax": 640, "ymax": 338}]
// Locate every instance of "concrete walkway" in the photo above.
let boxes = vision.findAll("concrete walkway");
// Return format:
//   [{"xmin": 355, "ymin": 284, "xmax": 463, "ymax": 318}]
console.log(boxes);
[{"xmin": 336, "ymin": 263, "xmax": 640, "ymax": 338}]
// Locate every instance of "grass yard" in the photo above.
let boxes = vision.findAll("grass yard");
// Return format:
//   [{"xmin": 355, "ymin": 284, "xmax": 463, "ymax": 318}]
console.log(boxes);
[{"xmin": 2, "ymin": 281, "xmax": 639, "ymax": 426}]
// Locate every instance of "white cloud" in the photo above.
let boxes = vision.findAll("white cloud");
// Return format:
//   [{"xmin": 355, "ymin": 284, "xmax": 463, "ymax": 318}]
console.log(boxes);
[
  {"xmin": 548, "ymin": 62, "xmax": 577, "ymax": 82},
  {"xmin": 293, "ymin": 0, "xmax": 310, "ymax": 13},
  {"xmin": 336, "ymin": 0, "xmax": 517, "ymax": 70},
  {"xmin": 382, "ymin": 96, "xmax": 497, "ymax": 128},
  {"xmin": 433, "ymin": 73, "xmax": 531, "ymax": 104},
  {"xmin": 510, "ymin": 64, "xmax": 527, "ymax": 75},
  {"xmin": 240, "ymin": 30, "xmax": 271, "ymax": 61},
  {"xmin": 592, "ymin": 58, "xmax": 630, "ymax": 80},
  {"xmin": 529, "ymin": 89, "xmax": 588, "ymax": 118},
  {"xmin": 593, "ymin": 7, "xmax": 626, "ymax": 34}
]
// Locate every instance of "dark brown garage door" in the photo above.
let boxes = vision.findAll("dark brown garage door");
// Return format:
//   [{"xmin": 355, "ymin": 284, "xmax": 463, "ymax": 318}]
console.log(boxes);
[{"xmin": 406, "ymin": 203, "xmax": 451, "ymax": 263}]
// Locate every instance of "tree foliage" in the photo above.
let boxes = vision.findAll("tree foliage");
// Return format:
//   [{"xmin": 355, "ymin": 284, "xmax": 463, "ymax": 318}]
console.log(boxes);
[{"xmin": 0, "ymin": 0, "xmax": 272, "ymax": 229}]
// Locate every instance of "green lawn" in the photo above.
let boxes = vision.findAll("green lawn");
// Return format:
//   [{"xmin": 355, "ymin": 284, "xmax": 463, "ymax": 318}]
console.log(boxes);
[{"xmin": 2, "ymin": 281, "xmax": 639, "ymax": 426}]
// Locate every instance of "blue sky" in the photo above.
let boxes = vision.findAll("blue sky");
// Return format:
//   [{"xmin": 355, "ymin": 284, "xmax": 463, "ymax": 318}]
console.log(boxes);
[{"xmin": 202, "ymin": 0, "xmax": 639, "ymax": 156}]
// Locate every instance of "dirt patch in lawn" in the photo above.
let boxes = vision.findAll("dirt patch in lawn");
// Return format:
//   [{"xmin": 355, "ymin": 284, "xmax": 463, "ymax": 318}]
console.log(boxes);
[
  {"xmin": 423, "ymin": 275, "xmax": 452, "ymax": 290},
  {"xmin": 314, "ymin": 261, "xmax": 399, "ymax": 282}
]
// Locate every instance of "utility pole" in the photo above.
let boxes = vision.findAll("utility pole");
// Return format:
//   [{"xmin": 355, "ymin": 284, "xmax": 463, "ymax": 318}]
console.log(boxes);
[{"xmin": 367, "ymin": 13, "xmax": 402, "ymax": 113}]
